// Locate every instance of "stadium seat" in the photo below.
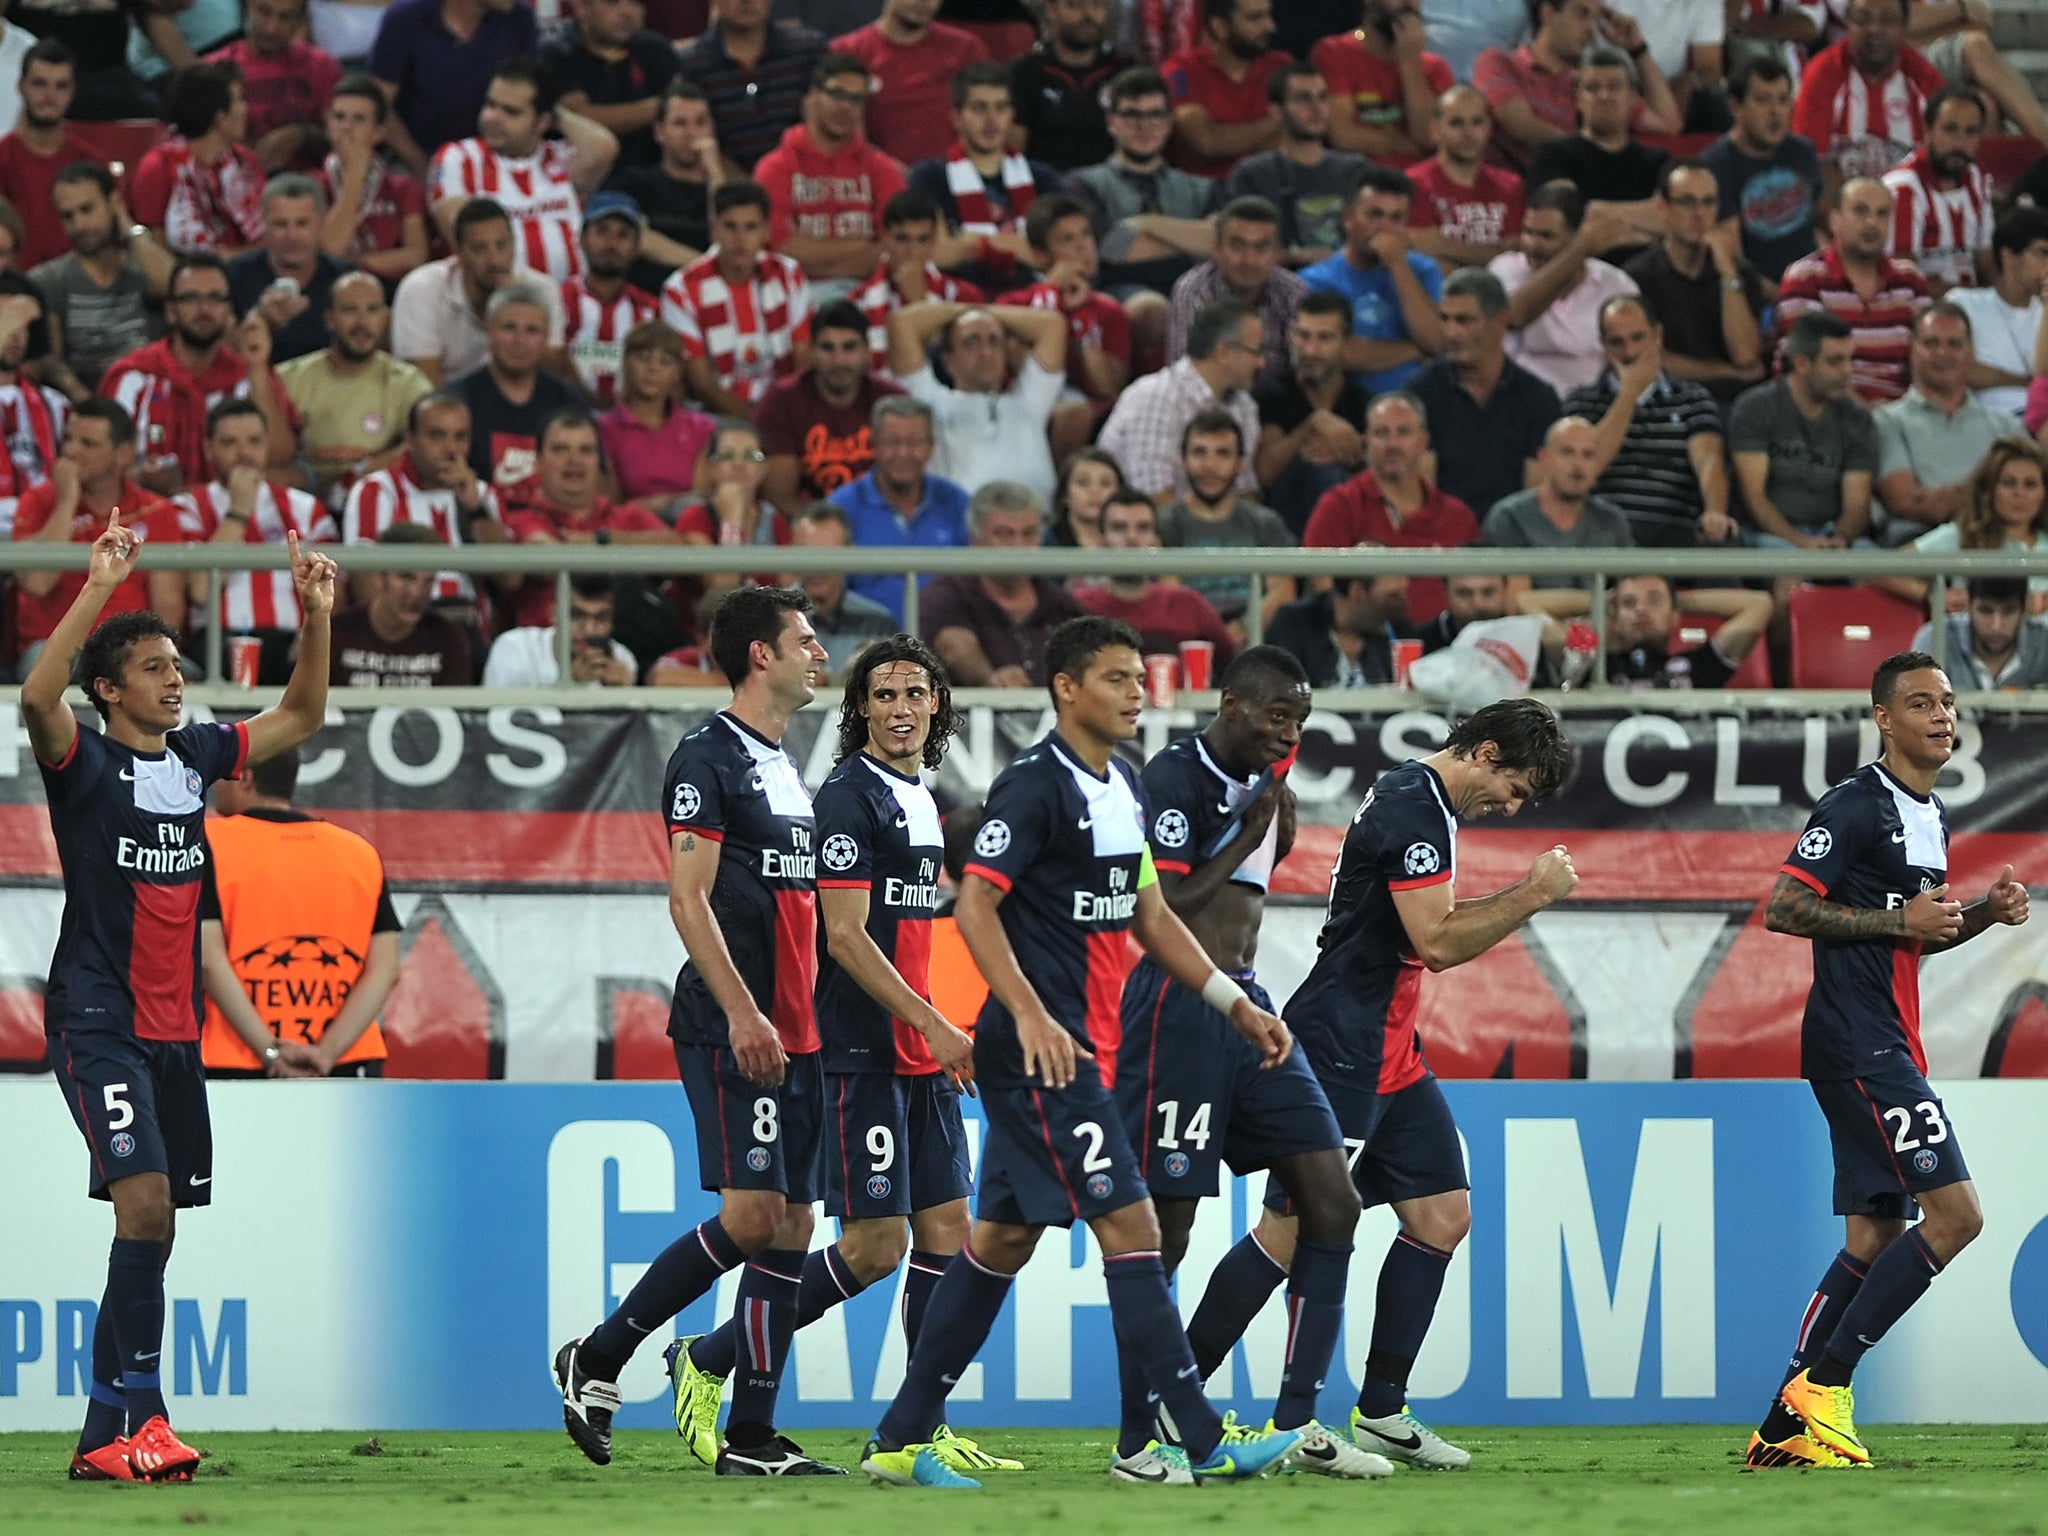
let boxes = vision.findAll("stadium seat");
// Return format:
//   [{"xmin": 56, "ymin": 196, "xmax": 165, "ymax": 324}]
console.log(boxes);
[
  {"xmin": 380, "ymin": 907, "xmax": 504, "ymax": 1078},
  {"xmin": 65, "ymin": 119, "xmax": 167, "ymax": 189},
  {"xmin": 597, "ymin": 981, "xmax": 679, "ymax": 1080},
  {"xmin": 955, "ymin": 20, "xmax": 1038, "ymax": 61},
  {"xmin": 0, "ymin": 979, "xmax": 48, "ymax": 1074},
  {"xmin": 1673, "ymin": 615, "xmax": 1771, "ymax": 689},
  {"xmin": 1787, "ymin": 585, "xmax": 1924, "ymax": 689}
]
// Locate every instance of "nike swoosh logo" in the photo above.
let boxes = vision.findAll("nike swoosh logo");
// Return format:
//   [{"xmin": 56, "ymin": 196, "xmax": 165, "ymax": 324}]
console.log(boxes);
[
  {"xmin": 1176, "ymin": 1364, "xmax": 1198, "ymax": 1379},
  {"xmin": 1890, "ymin": 832, "xmax": 1907, "ymax": 843},
  {"xmin": 1123, "ymin": 1462, "xmax": 1171, "ymax": 1481},
  {"xmin": 118, "ymin": 770, "xmax": 136, "ymax": 782},
  {"xmin": 940, "ymin": 1373, "xmax": 959, "ymax": 1386},
  {"xmin": 1857, "ymin": 1334, "xmax": 1878, "ymax": 1347},
  {"xmin": 1357, "ymin": 1424, "xmax": 1423, "ymax": 1451},
  {"xmin": 188, "ymin": 1175, "xmax": 211, "ymax": 1187},
  {"xmin": 1077, "ymin": 817, "xmax": 1095, "ymax": 829},
  {"xmin": 135, "ymin": 1351, "xmax": 160, "ymax": 1364}
]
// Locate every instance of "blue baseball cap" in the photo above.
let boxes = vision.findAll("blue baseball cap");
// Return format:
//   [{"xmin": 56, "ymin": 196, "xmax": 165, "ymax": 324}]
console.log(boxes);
[{"xmin": 581, "ymin": 192, "xmax": 646, "ymax": 230}]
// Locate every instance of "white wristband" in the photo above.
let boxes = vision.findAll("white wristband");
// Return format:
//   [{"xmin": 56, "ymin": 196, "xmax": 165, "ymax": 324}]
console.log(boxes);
[{"xmin": 1201, "ymin": 969, "xmax": 1248, "ymax": 1015}]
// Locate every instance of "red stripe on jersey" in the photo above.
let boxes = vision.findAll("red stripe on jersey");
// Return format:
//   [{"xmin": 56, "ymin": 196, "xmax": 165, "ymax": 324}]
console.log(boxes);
[
  {"xmin": 1136, "ymin": 970, "xmax": 1172, "ymax": 1177},
  {"xmin": 61, "ymin": 1036, "xmax": 107, "ymax": 1182},
  {"xmin": 39, "ymin": 732, "xmax": 81, "ymax": 772},
  {"xmin": 1029, "ymin": 1086, "xmax": 1082, "ymax": 1217},
  {"xmin": 1780, "ymin": 863, "xmax": 1828, "ymax": 896},
  {"xmin": 835, "ymin": 1075, "xmax": 853, "ymax": 1211},
  {"xmin": 229, "ymin": 721, "xmax": 250, "ymax": 779},
  {"xmin": 1388, "ymin": 869, "xmax": 1454, "ymax": 892},
  {"xmin": 1893, "ymin": 941, "xmax": 1926, "ymax": 1074},
  {"xmin": 1083, "ymin": 929, "xmax": 1126, "ymax": 1088},
  {"xmin": 1379, "ymin": 958, "xmax": 1427, "ymax": 1093},
  {"xmin": 129, "ymin": 880, "xmax": 200, "ymax": 1041},
  {"xmin": 962, "ymin": 861, "xmax": 1011, "ymax": 893},
  {"xmin": 672, "ymin": 825, "xmax": 724, "ymax": 842},
  {"xmin": 818, "ymin": 879, "xmax": 870, "ymax": 889},
  {"xmin": 1854, "ymin": 1077, "xmax": 1911, "ymax": 1188},
  {"xmin": 890, "ymin": 916, "xmax": 938, "ymax": 1073},
  {"xmin": 715, "ymin": 1068, "xmax": 732, "ymax": 1184},
  {"xmin": 1153, "ymin": 859, "xmax": 1193, "ymax": 876},
  {"xmin": 770, "ymin": 888, "xmax": 820, "ymax": 1053}
]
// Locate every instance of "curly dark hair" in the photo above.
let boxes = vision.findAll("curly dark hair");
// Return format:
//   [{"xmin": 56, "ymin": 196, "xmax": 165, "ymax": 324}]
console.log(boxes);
[
  {"xmin": 835, "ymin": 633, "xmax": 962, "ymax": 771},
  {"xmin": 1445, "ymin": 696, "xmax": 1574, "ymax": 802},
  {"xmin": 74, "ymin": 611, "xmax": 181, "ymax": 721}
]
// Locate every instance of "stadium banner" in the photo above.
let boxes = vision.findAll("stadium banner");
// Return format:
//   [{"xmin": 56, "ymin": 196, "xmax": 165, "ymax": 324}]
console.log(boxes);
[
  {"xmin": 2, "ymin": 1079, "xmax": 2045, "ymax": 1433},
  {"xmin": 3, "ymin": 703, "xmax": 2047, "ymax": 1081}
]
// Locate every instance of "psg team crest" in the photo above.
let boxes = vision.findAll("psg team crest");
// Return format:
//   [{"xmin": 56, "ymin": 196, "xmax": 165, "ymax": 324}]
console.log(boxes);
[
  {"xmin": 1085, "ymin": 1172, "xmax": 1113, "ymax": 1199},
  {"xmin": 184, "ymin": 766, "xmax": 204, "ymax": 799},
  {"xmin": 1914, "ymin": 1149, "xmax": 1939, "ymax": 1174},
  {"xmin": 745, "ymin": 1148, "xmax": 771, "ymax": 1173},
  {"xmin": 110, "ymin": 1132, "xmax": 135, "ymax": 1158},
  {"xmin": 866, "ymin": 1174, "xmax": 891, "ymax": 1199},
  {"xmin": 1164, "ymin": 1151, "xmax": 1190, "ymax": 1178}
]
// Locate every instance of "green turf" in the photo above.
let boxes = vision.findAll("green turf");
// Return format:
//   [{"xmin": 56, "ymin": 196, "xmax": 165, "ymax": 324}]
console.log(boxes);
[{"xmin": 3, "ymin": 1425, "xmax": 2045, "ymax": 1535}]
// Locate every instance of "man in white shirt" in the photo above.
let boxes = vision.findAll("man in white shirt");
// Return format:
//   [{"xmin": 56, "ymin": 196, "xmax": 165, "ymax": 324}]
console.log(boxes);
[
  {"xmin": 1606, "ymin": 0, "xmax": 1723, "ymax": 125},
  {"xmin": 1489, "ymin": 180, "xmax": 1637, "ymax": 395},
  {"xmin": 390, "ymin": 198, "xmax": 566, "ymax": 386},
  {"xmin": 884, "ymin": 300, "xmax": 1067, "ymax": 498},
  {"xmin": 1950, "ymin": 205, "xmax": 2048, "ymax": 418},
  {"xmin": 482, "ymin": 572, "xmax": 638, "ymax": 686}
]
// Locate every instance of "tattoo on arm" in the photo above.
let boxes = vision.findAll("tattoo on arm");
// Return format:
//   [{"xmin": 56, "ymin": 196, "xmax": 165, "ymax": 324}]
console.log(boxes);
[
  {"xmin": 677, "ymin": 834, "xmax": 696, "ymax": 853},
  {"xmin": 1929, "ymin": 900, "xmax": 1995, "ymax": 952},
  {"xmin": 1764, "ymin": 874, "xmax": 1905, "ymax": 941}
]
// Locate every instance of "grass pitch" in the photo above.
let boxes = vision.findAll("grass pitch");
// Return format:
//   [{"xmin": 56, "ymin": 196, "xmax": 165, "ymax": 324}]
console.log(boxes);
[{"xmin": 2, "ymin": 1425, "xmax": 2044, "ymax": 1536}]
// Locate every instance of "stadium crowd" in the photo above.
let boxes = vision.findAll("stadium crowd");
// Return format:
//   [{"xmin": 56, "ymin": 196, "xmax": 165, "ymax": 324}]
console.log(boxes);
[{"xmin": 5, "ymin": 0, "xmax": 2048, "ymax": 691}]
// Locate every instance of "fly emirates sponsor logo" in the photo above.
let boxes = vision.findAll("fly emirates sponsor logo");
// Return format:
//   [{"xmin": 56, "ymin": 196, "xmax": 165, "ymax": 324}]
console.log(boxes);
[
  {"xmin": 117, "ymin": 822, "xmax": 207, "ymax": 875},
  {"xmin": 761, "ymin": 826, "xmax": 817, "ymax": 882},
  {"xmin": 1072, "ymin": 864, "xmax": 1137, "ymax": 924},
  {"xmin": 886, "ymin": 857, "xmax": 942, "ymax": 911}
]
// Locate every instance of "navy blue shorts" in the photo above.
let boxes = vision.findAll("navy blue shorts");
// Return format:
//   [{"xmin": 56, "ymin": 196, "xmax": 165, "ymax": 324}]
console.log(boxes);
[
  {"xmin": 978, "ymin": 1066, "xmax": 1147, "ymax": 1230},
  {"xmin": 1115, "ymin": 958, "xmax": 1342, "ymax": 1197},
  {"xmin": 676, "ymin": 1043, "xmax": 824, "ymax": 1205},
  {"xmin": 1809, "ymin": 1068, "xmax": 1971, "ymax": 1219},
  {"xmin": 49, "ymin": 1030, "xmax": 213, "ymax": 1207},
  {"xmin": 823, "ymin": 1070, "xmax": 974, "ymax": 1220},
  {"xmin": 1265, "ymin": 1072, "xmax": 1467, "ymax": 1215}
]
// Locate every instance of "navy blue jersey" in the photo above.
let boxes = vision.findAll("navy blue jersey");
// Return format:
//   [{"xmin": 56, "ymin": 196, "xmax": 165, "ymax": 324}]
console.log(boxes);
[
  {"xmin": 1143, "ymin": 733, "xmax": 1280, "ymax": 894},
  {"xmin": 962, "ymin": 731, "xmax": 1154, "ymax": 1088},
  {"xmin": 1780, "ymin": 762, "xmax": 1949, "ymax": 1080},
  {"xmin": 664, "ymin": 712, "xmax": 820, "ymax": 1054},
  {"xmin": 1286, "ymin": 759, "xmax": 1456, "ymax": 1096},
  {"xmin": 814, "ymin": 752, "xmax": 945, "ymax": 1075},
  {"xmin": 39, "ymin": 720, "xmax": 249, "ymax": 1041}
]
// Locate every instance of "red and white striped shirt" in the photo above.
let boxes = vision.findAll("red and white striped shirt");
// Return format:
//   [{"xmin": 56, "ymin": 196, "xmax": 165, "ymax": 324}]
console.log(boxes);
[
  {"xmin": 1883, "ymin": 149, "xmax": 1992, "ymax": 291},
  {"xmin": 560, "ymin": 277, "xmax": 659, "ymax": 407},
  {"xmin": 341, "ymin": 455, "xmax": 504, "ymax": 603},
  {"xmin": 1790, "ymin": 39, "xmax": 1945, "ymax": 182},
  {"xmin": 0, "ymin": 380, "xmax": 67, "ymax": 539},
  {"xmin": 430, "ymin": 137, "xmax": 584, "ymax": 284},
  {"xmin": 175, "ymin": 481, "xmax": 338, "ymax": 632},
  {"xmin": 662, "ymin": 249, "xmax": 813, "ymax": 407},
  {"xmin": 1775, "ymin": 243, "xmax": 1931, "ymax": 404},
  {"xmin": 849, "ymin": 260, "xmax": 983, "ymax": 375}
]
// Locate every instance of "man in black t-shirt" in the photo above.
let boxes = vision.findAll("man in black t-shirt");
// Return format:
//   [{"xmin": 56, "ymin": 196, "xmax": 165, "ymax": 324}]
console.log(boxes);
[
  {"xmin": 541, "ymin": 0, "xmax": 680, "ymax": 172},
  {"xmin": 1527, "ymin": 45, "xmax": 1669, "ymax": 262},
  {"xmin": 446, "ymin": 281, "xmax": 582, "ymax": 507},
  {"xmin": 1008, "ymin": 0, "xmax": 1134, "ymax": 171},
  {"xmin": 1254, "ymin": 291, "xmax": 1369, "ymax": 535},
  {"xmin": 612, "ymin": 80, "xmax": 717, "ymax": 286}
]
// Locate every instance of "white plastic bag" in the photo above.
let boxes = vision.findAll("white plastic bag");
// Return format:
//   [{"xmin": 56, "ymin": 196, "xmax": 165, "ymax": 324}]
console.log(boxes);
[{"xmin": 1407, "ymin": 614, "xmax": 1547, "ymax": 711}]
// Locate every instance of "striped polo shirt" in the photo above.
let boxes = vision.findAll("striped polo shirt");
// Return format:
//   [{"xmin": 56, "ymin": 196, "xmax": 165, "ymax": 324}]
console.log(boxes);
[{"xmin": 1561, "ymin": 371, "xmax": 1725, "ymax": 547}]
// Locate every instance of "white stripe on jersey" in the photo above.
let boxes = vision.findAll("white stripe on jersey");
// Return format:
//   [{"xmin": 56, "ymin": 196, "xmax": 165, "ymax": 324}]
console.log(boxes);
[
  {"xmin": 175, "ymin": 482, "xmax": 338, "ymax": 631},
  {"xmin": 1049, "ymin": 735, "xmax": 1144, "ymax": 857},
  {"xmin": 1192, "ymin": 736, "xmax": 1279, "ymax": 892},
  {"xmin": 430, "ymin": 137, "xmax": 584, "ymax": 284},
  {"xmin": 342, "ymin": 463, "xmax": 501, "ymax": 603}
]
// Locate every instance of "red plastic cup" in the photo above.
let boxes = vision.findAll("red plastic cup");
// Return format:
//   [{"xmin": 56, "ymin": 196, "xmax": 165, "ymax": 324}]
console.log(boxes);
[
  {"xmin": 1391, "ymin": 637, "xmax": 1424, "ymax": 689},
  {"xmin": 227, "ymin": 635, "xmax": 262, "ymax": 688},
  {"xmin": 1144, "ymin": 653, "xmax": 1178, "ymax": 708},
  {"xmin": 1179, "ymin": 638, "xmax": 1214, "ymax": 691}
]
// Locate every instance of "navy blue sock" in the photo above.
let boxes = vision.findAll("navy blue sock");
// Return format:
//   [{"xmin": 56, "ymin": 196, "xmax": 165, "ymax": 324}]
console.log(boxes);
[
  {"xmin": 1186, "ymin": 1232, "xmax": 1288, "ymax": 1380},
  {"xmin": 1275, "ymin": 1238, "xmax": 1353, "ymax": 1429},
  {"xmin": 77, "ymin": 1295, "xmax": 125, "ymax": 1453},
  {"xmin": 583, "ymin": 1218, "xmax": 747, "ymax": 1378},
  {"xmin": 106, "ymin": 1238, "xmax": 167, "ymax": 1432},
  {"xmin": 1114, "ymin": 1316, "xmax": 1158, "ymax": 1458},
  {"xmin": 1356, "ymin": 1233, "xmax": 1452, "ymax": 1419},
  {"xmin": 724, "ymin": 1248, "xmax": 805, "ymax": 1447},
  {"xmin": 1812, "ymin": 1230, "xmax": 1942, "ymax": 1386},
  {"xmin": 692, "ymin": 1243, "xmax": 869, "ymax": 1380},
  {"xmin": 900, "ymin": 1249, "xmax": 949, "ymax": 1354},
  {"xmin": 1759, "ymin": 1249, "xmax": 1869, "ymax": 1438},
  {"xmin": 877, "ymin": 1245, "xmax": 1012, "ymax": 1449},
  {"xmin": 1103, "ymin": 1250, "xmax": 1224, "ymax": 1462}
]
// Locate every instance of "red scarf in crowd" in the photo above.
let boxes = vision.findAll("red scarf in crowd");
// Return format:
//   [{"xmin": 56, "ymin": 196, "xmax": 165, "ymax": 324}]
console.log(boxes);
[
  {"xmin": 0, "ymin": 380, "xmax": 60, "ymax": 500},
  {"xmin": 945, "ymin": 143, "xmax": 1037, "ymax": 235}
]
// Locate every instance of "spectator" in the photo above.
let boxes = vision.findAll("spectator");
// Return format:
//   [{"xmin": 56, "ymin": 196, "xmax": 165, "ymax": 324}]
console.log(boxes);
[
  {"xmin": 757, "ymin": 298, "xmax": 904, "ymax": 506},
  {"xmin": 9, "ymin": 397, "xmax": 184, "ymax": 678},
  {"xmin": 756, "ymin": 53, "xmax": 908, "ymax": 295},
  {"xmin": 1623, "ymin": 159, "xmax": 1767, "ymax": 408},
  {"xmin": 313, "ymin": 73, "xmax": 431, "ymax": 288},
  {"xmin": 1474, "ymin": 0, "xmax": 1680, "ymax": 174},
  {"xmin": 502, "ymin": 409, "xmax": 678, "ymax": 625},
  {"xmin": 663, "ymin": 179, "xmax": 814, "ymax": 416},
  {"xmin": 1776, "ymin": 177, "xmax": 1931, "ymax": 406},
  {"xmin": 1065, "ymin": 66, "xmax": 1220, "ymax": 315},
  {"xmin": 1563, "ymin": 292, "xmax": 1735, "ymax": 547},
  {"xmin": 1606, "ymin": 0, "xmax": 1723, "ymax": 128},
  {"xmin": 1303, "ymin": 390, "xmax": 1480, "ymax": 622},
  {"xmin": 917, "ymin": 477, "xmax": 1083, "ymax": 684},
  {"xmin": 343, "ymin": 390, "xmax": 507, "ymax": 614},
  {"xmin": 1009, "ymin": 0, "xmax": 1133, "ymax": 172},
  {"xmin": 672, "ymin": 0, "xmax": 826, "ymax": 173},
  {"xmin": 1417, "ymin": 570, "xmax": 1509, "ymax": 653},
  {"xmin": 131, "ymin": 0, "xmax": 246, "ymax": 101},
  {"xmin": 541, "ymin": 0, "xmax": 680, "ymax": 173},
  {"xmin": 998, "ymin": 193, "xmax": 1131, "ymax": 464},
  {"xmin": 101, "ymin": 252, "xmax": 298, "ymax": 495},
  {"xmin": 835, "ymin": 0, "xmax": 990, "ymax": 169},
  {"xmin": 483, "ymin": 571, "xmax": 641, "ymax": 685},
  {"xmin": 1312, "ymin": 0, "xmax": 1451, "ymax": 162},
  {"xmin": 597, "ymin": 318, "xmax": 718, "ymax": 505},
  {"xmin": 175, "ymin": 396, "xmax": 337, "ymax": 682},
  {"xmin": 1156, "ymin": 406, "xmax": 1294, "ymax": 625},
  {"xmin": 1420, "ymin": 0, "xmax": 1527, "ymax": 80},
  {"xmin": 1881, "ymin": 85, "xmax": 1992, "ymax": 296},
  {"xmin": 0, "ymin": 201, "xmax": 54, "ymax": 361},
  {"xmin": 1224, "ymin": 62, "xmax": 1366, "ymax": 268},
  {"xmin": 779, "ymin": 500, "xmax": 897, "ymax": 677},
  {"xmin": 673, "ymin": 416, "xmax": 790, "ymax": 572},
  {"xmin": 1481, "ymin": 414, "xmax": 1635, "ymax": 592},
  {"xmin": 611, "ymin": 79, "xmax": 720, "ymax": 285},
  {"xmin": 130, "ymin": 62, "xmax": 266, "ymax": 256},
  {"xmin": 1099, "ymin": 295, "xmax": 1260, "ymax": 501},
  {"xmin": 558, "ymin": 193, "xmax": 660, "ymax": 407},
  {"xmin": 1911, "ymin": 575, "xmax": 2048, "ymax": 689},
  {"xmin": 906, "ymin": 62, "xmax": 1058, "ymax": 291},
  {"xmin": 1075, "ymin": 485, "xmax": 1238, "ymax": 658},
  {"xmin": 851, "ymin": 191, "xmax": 988, "ymax": 375},
  {"xmin": 328, "ymin": 521, "xmax": 476, "ymax": 685},
  {"xmin": 227, "ymin": 175, "xmax": 353, "ymax": 365},
  {"xmin": 1886, "ymin": 437, "xmax": 2048, "ymax": 613},
  {"xmin": 1409, "ymin": 266, "xmax": 1561, "ymax": 520},
  {"xmin": 1254, "ymin": 289, "xmax": 1368, "ymax": 534},
  {"xmin": 1704, "ymin": 54, "xmax": 1822, "ymax": 284},
  {"xmin": 1952, "ymin": 207, "xmax": 2048, "ymax": 419},
  {"xmin": 0, "ymin": 39, "xmax": 110, "ymax": 271},
  {"xmin": 828, "ymin": 394, "xmax": 970, "ymax": 621},
  {"xmin": 1049, "ymin": 443, "xmax": 1119, "ymax": 547},
  {"xmin": 1522, "ymin": 574, "xmax": 1770, "ymax": 688},
  {"xmin": 1265, "ymin": 569, "xmax": 1409, "ymax": 687},
  {"xmin": 207, "ymin": 0, "xmax": 342, "ymax": 173},
  {"xmin": 370, "ymin": 0, "xmax": 541, "ymax": 181},
  {"xmin": 1873, "ymin": 301, "xmax": 2007, "ymax": 545},
  {"xmin": 1490, "ymin": 181, "xmax": 1638, "ymax": 396},
  {"xmin": 1160, "ymin": 0, "xmax": 1287, "ymax": 179},
  {"xmin": 0, "ymin": 290, "xmax": 65, "ymax": 536},
  {"xmin": 31, "ymin": 165, "xmax": 167, "ymax": 400},
  {"xmin": 1406, "ymin": 84, "xmax": 1526, "ymax": 272},
  {"xmin": 1165, "ymin": 196, "xmax": 1303, "ymax": 388},
  {"xmin": 887, "ymin": 298, "xmax": 1067, "ymax": 497},
  {"xmin": 1300, "ymin": 164, "xmax": 1444, "ymax": 395},
  {"xmin": 429, "ymin": 58, "xmax": 620, "ymax": 286},
  {"xmin": 390, "ymin": 197, "xmax": 568, "ymax": 387},
  {"xmin": 447, "ymin": 280, "xmax": 584, "ymax": 507},
  {"xmin": 276, "ymin": 271, "xmax": 434, "ymax": 508},
  {"xmin": 1527, "ymin": 44, "xmax": 1670, "ymax": 259}
]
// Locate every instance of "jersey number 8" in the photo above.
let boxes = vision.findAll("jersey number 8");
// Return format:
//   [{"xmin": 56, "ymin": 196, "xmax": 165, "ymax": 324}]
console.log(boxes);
[{"xmin": 752, "ymin": 1096, "xmax": 779, "ymax": 1144}]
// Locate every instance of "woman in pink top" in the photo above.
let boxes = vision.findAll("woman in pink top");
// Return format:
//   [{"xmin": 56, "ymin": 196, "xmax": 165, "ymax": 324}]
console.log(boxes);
[{"xmin": 597, "ymin": 321, "xmax": 717, "ymax": 510}]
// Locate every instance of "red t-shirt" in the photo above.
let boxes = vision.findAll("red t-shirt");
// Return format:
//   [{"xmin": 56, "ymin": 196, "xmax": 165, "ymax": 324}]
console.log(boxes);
[
  {"xmin": 754, "ymin": 370, "xmax": 905, "ymax": 502},
  {"xmin": 754, "ymin": 125, "xmax": 907, "ymax": 248},
  {"xmin": 1073, "ymin": 581, "xmax": 1238, "ymax": 661},
  {"xmin": 1302, "ymin": 469, "xmax": 1481, "ymax": 624},
  {"xmin": 1407, "ymin": 159, "xmax": 1526, "ymax": 249},
  {"xmin": 0, "ymin": 130, "xmax": 110, "ymax": 269},
  {"xmin": 997, "ymin": 284, "xmax": 1132, "ymax": 400},
  {"xmin": 1310, "ymin": 33, "xmax": 1454, "ymax": 149},
  {"xmin": 311, "ymin": 162, "xmax": 427, "ymax": 259},
  {"xmin": 207, "ymin": 39, "xmax": 344, "ymax": 153},
  {"xmin": 1162, "ymin": 45, "xmax": 1291, "ymax": 177},
  {"xmin": 834, "ymin": 23, "xmax": 990, "ymax": 168},
  {"xmin": 128, "ymin": 139, "xmax": 267, "ymax": 253},
  {"xmin": 503, "ymin": 498, "xmax": 670, "ymax": 627},
  {"xmin": 100, "ymin": 337, "xmax": 298, "ymax": 492},
  {"xmin": 10, "ymin": 481, "xmax": 185, "ymax": 644}
]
